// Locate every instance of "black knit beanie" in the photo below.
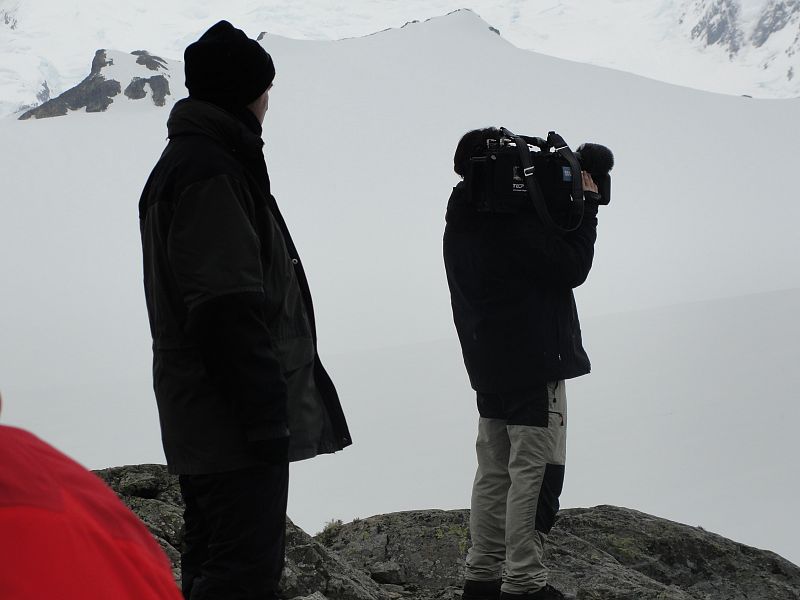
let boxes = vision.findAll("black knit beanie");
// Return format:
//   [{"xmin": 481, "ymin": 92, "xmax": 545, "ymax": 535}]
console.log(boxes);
[{"xmin": 184, "ymin": 20, "xmax": 275, "ymax": 109}]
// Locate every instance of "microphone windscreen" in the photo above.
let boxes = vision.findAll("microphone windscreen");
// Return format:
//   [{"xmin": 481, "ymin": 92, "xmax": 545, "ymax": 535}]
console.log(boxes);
[{"xmin": 577, "ymin": 143, "xmax": 614, "ymax": 176}]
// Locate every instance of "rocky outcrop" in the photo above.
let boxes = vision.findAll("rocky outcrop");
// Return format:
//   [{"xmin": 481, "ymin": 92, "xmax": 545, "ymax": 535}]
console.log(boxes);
[
  {"xmin": 678, "ymin": 0, "xmax": 800, "ymax": 90},
  {"xmin": 550, "ymin": 507, "xmax": 800, "ymax": 599},
  {"xmin": 316, "ymin": 510, "xmax": 469, "ymax": 597},
  {"xmin": 19, "ymin": 49, "xmax": 179, "ymax": 120},
  {"xmin": 132, "ymin": 50, "xmax": 169, "ymax": 71},
  {"xmin": 124, "ymin": 75, "xmax": 170, "ymax": 106},
  {"xmin": 681, "ymin": 0, "xmax": 800, "ymax": 55},
  {"xmin": 19, "ymin": 50, "xmax": 121, "ymax": 119},
  {"xmin": 682, "ymin": 0, "xmax": 744, "ymax": 56},
  {"xmin": 319, "ymin": 507, "xmax": 800, "ymax": 600},
  {"xmin": 94, "ymin": 464, "xmax": 390, "ymax": 600},
  {"xmin": 95, "ymin": 464, "xmax": 800, "ymax": 600},
  {"xmin": 753, "ymin": 0, "xmax": 800, "ymax": 70},
  {"xmin": 752, "ymin": 0, "xmax": 799, "ymax": 46},
  {"xmin": 2, "ymin": 9, "xmax": 17, "ymax": 30}
]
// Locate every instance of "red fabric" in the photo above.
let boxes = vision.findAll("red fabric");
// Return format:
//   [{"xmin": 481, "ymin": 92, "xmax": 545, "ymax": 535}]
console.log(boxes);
[{"xmin": 0, "ymin": 425, "xmax": 183, "ymax": 600}]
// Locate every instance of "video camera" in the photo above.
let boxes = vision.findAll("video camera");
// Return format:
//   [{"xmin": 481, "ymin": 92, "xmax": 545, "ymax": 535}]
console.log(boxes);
[{"xmin": 465, "ymin": 128, "xmax": 613, "ymax": 232}]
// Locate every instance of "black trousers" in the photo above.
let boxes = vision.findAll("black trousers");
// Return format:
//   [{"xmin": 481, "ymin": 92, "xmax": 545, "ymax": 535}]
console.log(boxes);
[
  {"xmin": 179, "ymin": 464, "xmax": 289, "ymax": 600},
  {"xmin": 477, "ymin": 382, "xmax": 559, "ymax": 426}
]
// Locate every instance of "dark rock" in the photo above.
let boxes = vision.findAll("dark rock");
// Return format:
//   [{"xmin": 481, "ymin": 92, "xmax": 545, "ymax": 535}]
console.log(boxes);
[
  {"xmin": 36, "ymin": 81, "xmax": 51, "ymax": 104},
  {"xmin": 147, "ymin": 75, "xmax": 170, "ymax": 106},
  {"xmin": 377, "ymin": 583, "xmax": 405, "ymax": 594},
  {"xmin": 686, "ymin": 0, "xmax": 744, "ymax": 57},
  {"xmin": 752, "ymin": 0, "xmax": 800, "ymax": 48},
  {"xmin": 19, "ymin": 49, "xmax": 171, "ymax": 119},
  {"xmin": 283, "ymin": 517, "xmax": 390, "ymax": 600},
  {"xmin": 90, "ymin": 49, "xmax": 113, "ymax": 76},
  {"xmin": 95, "ymin": 464, "xmax": 389, "ymax": 600},
  {"xmin": 96, "ymin": 465, "xmax": 800, "ymax": 600},
  {"xmin": 316, "ymin": 510, "xmax": 469, "ymax": 591},
  {"xmin": 555, "ymin": 506, "xmax": 800, "ymax": 599},
  {"xmin": 117, "ymin": 470, "xmax": 162, "ymax": 497},
  {"xmin": 124, "ymin": 78, "xmax": 148, "ymax": 100},
  {"xmin": 790, "ymin": 29, "xmax": 800, "ymax": 57},
  {"xmin": 319, "ymin": 506, "xmax": 800, "ymax": 600},
  {"xmin": 19, "ymin": 50, "xmax": 121, "ymax": 119},
  {"xmin": 131, "ymin": 50, "xmax": 168, "ymax": 71},
  {"xmin": 2, "ymin": 10, "xmax": 17, "ymax": 29},
  {"xmin": 369, "ymin": 560, "xmax": 404, "ymax": 585},
  {"xmin": 124, "ymin": 75, "xmax": 170, "ymax": 106}
]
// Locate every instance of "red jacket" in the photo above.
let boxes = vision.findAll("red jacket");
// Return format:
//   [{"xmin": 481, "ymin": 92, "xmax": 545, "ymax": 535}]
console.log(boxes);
[{"xmin": 0, "ymin": 425, "xmax": 182, "ymax": 600}]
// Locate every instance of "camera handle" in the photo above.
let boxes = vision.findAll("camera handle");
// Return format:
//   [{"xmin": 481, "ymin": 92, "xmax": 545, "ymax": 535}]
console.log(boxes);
[{"xmin": 500, "ymin": 128, "xmax": 585, "ymax": 234}]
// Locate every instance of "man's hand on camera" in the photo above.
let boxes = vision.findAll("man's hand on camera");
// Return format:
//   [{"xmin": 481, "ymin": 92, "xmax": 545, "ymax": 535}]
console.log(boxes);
[
  {"xmin": 582, "ymin": 171, "xmax": 598, "ymax": 192},
  {"xmin": 582, "ymin": 171, "xmax": 602, "ymax": 204}
]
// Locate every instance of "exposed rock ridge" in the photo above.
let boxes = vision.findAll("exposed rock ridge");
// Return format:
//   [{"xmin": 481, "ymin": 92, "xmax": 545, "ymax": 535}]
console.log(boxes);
[
  {"xmin": 94, "ymin": 464, "xmax": 391, "ymax": 600},
  {"xmin": 318, "ymin": 507, "xmax": 800, "ymax": 600},
  {"xmin": 1, "ymin": 9, "xmax": 17, "ymax": 30},
  {"xmin": 682, "ymin": 0, "xmax": 800, "ymax": 55},
  {"xmin": 19, "ymin": 49, "xmax": 173, "ymax": 120},
  {"xmin": 679, "ymin": 0, "xmax": 800, "ymax": 87},
  {"xmin": 686, "ymin": 0, "xmax": 745, "ymax": 56},
  {"xmin": 132, "ymin": 50, "xmax": 169, "ymax": 71},
  {"xmin": 95, "ymin": 464, "xmax": 800, "ymax": 600},
  {"xmin": 752, "ymin": 0, "xmax": 800, "ymax": 47},
  {"xmin": 19, "ymin": 50, "xmax": 120, "ymax": 119}
]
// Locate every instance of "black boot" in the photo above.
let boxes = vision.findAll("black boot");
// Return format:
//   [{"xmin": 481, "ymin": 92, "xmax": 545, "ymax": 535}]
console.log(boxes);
[
  {"xmin": 499, "ymin": 583, "xmax": 566, "ymax": 600},
  {"xmin": 463, "ymin": 578, "xmax": 502, "ymax": 600}
]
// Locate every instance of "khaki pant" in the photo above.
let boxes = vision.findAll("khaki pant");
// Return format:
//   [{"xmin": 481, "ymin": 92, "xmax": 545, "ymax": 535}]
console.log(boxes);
[{"xmin": 465, "ymin": 381, "xmax": 567, "ymax": 595}]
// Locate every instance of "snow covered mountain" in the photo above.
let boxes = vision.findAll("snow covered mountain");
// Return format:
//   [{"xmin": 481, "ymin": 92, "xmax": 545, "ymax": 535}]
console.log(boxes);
[
  {"xmin": 680, "ymin": 0, "xmax": 800, "ymax": 88},
  {"xmin": 1, "ymin": 0, "xmax": 799, "ymax": 119},
  {"xmin": 1, "ymin": 8, "xmax": 799, "ymax": 568},
  {"xmin": 683, "ymin": 0, "xmax": 800, "ymax": 56}
]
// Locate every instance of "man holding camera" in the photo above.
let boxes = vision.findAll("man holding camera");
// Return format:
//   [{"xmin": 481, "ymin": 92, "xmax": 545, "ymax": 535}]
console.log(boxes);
[{"xmin": 444, "ymin": 128, "xmax": 604, "ymax": 600}]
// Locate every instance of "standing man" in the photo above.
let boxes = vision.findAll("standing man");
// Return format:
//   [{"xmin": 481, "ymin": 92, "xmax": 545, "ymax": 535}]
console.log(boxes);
[
  {"xmin": 139, "ymin": 21, "xmax": 351, "ymax": 600},
  {"xmin": 443, "ymin": 129, "xmax": 603, "ymax": 600}
]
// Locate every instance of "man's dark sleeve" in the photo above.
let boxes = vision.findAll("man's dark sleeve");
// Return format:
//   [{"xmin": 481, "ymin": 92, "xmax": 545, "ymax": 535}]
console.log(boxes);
[
  {"xmin": 523, "ymin": 200, "xmax": 599, "ymax": 288},
  {"xmin": 167, "ymin": 174, "xmax": 288, "ymax": 443}
]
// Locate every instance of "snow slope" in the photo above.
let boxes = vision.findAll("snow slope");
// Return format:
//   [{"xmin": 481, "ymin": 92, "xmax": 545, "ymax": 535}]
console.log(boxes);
[
  {"xmin": 1, "ymin": 0, "xmax": 799, "ymax": 118},
  {"xmin": 1, "ymin": 10, "xmax": 799, "ymax": 564}
]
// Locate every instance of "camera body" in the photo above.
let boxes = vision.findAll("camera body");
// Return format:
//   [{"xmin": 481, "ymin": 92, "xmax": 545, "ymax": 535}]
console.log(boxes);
[{"xmin": 464, "ymin": 132, "xmax": 612, "ymax": 226}]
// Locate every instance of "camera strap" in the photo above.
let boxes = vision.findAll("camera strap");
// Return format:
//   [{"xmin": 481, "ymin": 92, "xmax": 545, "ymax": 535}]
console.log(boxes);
[
  {"xmin": 501, "ymin": 128, "xmax": 585, "ymax": 233},
  {"xmin": 547, "ymin": 131, "xmax": 585, "ymax": 225}
]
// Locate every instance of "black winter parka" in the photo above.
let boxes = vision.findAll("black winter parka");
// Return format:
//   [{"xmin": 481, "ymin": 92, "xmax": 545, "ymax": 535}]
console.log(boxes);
[
  {"xmin": 443, "ymin": 181, "xmax": 598, "ymax": 393},
  {"xmin": 139, "ymin": 99, "xmax": 351, "ymax": 474}
]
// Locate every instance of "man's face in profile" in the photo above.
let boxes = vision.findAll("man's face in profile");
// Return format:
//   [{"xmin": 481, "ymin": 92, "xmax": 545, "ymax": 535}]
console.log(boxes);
[{"xmin": 249, "ymin": 83, "xmax": 273, "ymax": 124}]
